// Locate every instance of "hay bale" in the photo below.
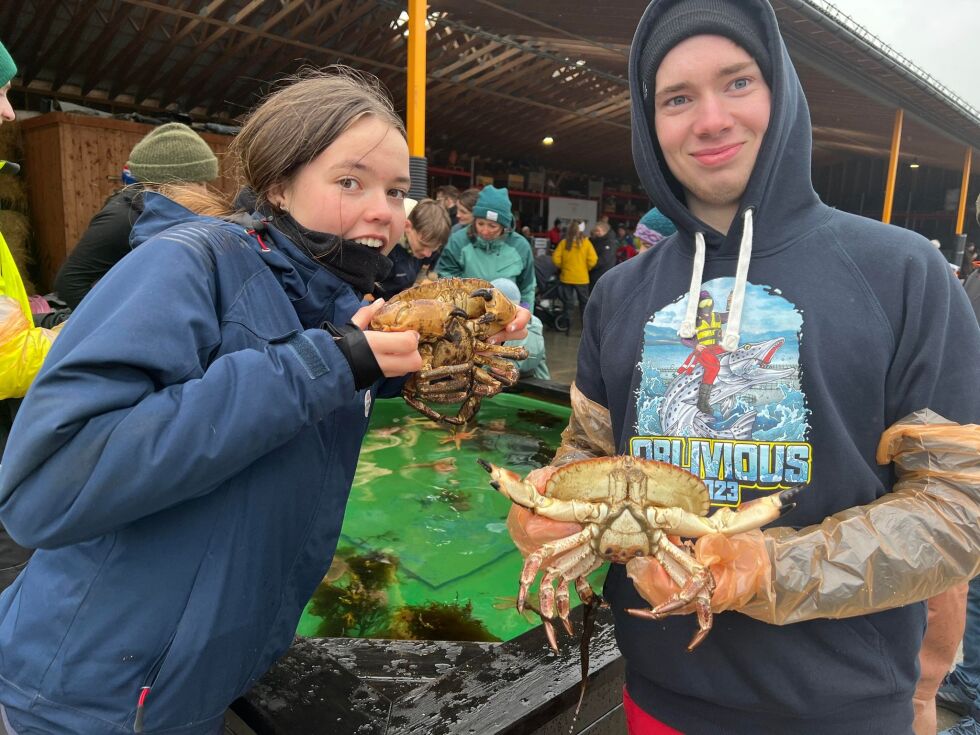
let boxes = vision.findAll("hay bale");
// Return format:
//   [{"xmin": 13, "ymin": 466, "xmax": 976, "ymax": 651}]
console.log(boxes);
[
  {"xmin": 0, "ymin": 210, "xmax": 35, "ymax": 294},
  {"xmin": 0, "ymin": 175, "xmax": 28, "ymax": 214},
  {"xmin": 0, "ymin": 121, "xmax": 24, "ymax": 162}
]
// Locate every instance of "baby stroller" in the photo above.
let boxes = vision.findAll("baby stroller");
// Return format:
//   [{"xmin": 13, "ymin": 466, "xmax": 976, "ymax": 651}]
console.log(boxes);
[{"xmin": 534, "ymin": 254, "xmax": 570, "ymax": 334}]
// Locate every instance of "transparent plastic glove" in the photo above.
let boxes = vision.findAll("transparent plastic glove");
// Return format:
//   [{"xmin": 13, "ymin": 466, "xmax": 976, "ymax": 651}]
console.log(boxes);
[
  {"xmin": 626, "ymin": 530, "xmax": 770, "ymax": 615},
  {"xmin": 505, "ymin": 465, "xmax": 582, "ymax": 558}
]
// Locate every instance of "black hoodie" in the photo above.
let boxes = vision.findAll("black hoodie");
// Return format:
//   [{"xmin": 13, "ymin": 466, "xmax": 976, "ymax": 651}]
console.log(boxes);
[{"xmin": 574, "ymin": 1, "xmax": 980, "ymax": 733}]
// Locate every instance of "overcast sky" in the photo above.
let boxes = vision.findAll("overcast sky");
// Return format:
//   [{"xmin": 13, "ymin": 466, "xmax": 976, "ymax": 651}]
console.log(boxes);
[{"xmin": 824, "ymin": 0, "xmax": 979, "ymax": 110}]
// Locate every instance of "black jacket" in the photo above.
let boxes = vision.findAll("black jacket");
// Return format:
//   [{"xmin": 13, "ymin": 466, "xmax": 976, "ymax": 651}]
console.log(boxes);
[{"xmin": 54, "ymin": 187, "xmax": 144, "ymax": 309}]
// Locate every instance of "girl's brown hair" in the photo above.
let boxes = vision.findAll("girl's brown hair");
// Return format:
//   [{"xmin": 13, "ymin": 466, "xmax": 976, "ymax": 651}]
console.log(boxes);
[
  {"xmin": 167, "ymin": 67, "xmax": 405, "ymax": 217},
  {"xmin": 408, "ymin": 199, "xmax": 451, "ymax": 249},
  {"xmin": 565, "ymin": 219, "xmax": 585, "ymax": 247}
]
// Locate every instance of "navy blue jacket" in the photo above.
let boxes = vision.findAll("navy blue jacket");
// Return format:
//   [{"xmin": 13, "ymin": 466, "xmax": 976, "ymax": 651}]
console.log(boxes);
[
  {"xmin": 576, "ymin": 1, "xmax": 980, "ymax": 733},
  {"xmin": 0, "ymin": 194, "xmax": 401, "ymax": 734}
]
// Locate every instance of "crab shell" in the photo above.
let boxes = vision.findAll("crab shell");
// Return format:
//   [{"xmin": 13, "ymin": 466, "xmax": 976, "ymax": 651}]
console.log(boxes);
[
  {"xmin": 543, "ymin": 457, "xmax": 709, "ymax": 562},
  {"xmin": 378, "ymin": 277, "xmax": 519, "ymax": 336}
]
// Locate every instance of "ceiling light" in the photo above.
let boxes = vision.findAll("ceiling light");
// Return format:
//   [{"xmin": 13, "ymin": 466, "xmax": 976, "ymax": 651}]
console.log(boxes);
[
  {"xmin": 542, "ymin": 136, "xmax": 555, "ymax": 146},
  {"xmin": 909, "ymin": 161, "xmax": 920, "ymax": 168}
]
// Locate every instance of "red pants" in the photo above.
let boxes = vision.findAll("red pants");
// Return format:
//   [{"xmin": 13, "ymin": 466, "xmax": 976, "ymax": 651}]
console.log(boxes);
[
  {"xmin": 678, "ymin": 345, "xmax": 725, "ymax": 384},
  {"xmin": 624, "ymin": 687, "xmax": 685, "ymax": 735}
]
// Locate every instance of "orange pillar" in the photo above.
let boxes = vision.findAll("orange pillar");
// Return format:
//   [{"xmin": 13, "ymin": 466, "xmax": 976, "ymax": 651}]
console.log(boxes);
[
  {"xmin": 406, "ymin": 0, "xmax": 426, "ymax": 158},
  {"xmin": 954, "ymin": 147, "xmax": 973, "ymax": 234},
  {"xmin": 882, "ymin": 108, "xmax": 904, "ymax": 224}
]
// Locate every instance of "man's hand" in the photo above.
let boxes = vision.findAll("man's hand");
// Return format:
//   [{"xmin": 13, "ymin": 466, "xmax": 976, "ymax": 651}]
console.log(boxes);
[
  {"xmin": 626, "ymin": 530, "xmax": 770, "ymax": 615},
  {"xmin": 506, "ymin": 465, "xmax": 583, "ymax": 557}
]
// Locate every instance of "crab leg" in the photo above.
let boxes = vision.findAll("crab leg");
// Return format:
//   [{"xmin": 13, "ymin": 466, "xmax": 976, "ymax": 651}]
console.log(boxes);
[
  {"xmin": 478, "ymin": 461, "xmax": 608, "ymax": 524},
  {"xmin": 626, "ymin": 534, "xmax": 716, "ymax": 651},
  {"xmin": 646, "ymin": 486, "xmax": 801, "ymax": 538},
  {"xmin": 538, "ymin": 568, "xmax": 562, "ymax": 652},
  {"xmin": 544, "ymin": 544, "xmax": 597, "ymax": 637},
  {"xmin": 518, "ymin": 527, "xmax": 594, "ymax": 613}
]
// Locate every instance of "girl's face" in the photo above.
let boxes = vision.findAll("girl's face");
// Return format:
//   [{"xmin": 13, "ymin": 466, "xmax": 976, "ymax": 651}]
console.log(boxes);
[
  {"xmin": 475, "ymin": 218, "xmax": 504, "ymax": 240},
  {"xmin": 271, "ymin": 116, "xmax": 410, "ymax": 254},
  {"xmin": 456, "ymin": 203, "xmax": 473, "ymax": 226}
]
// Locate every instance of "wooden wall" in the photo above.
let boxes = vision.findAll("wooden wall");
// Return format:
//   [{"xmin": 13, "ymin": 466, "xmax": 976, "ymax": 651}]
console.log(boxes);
[{"xmin": 19, "ymin": 113, "xmax": 237, "ymax": 292}]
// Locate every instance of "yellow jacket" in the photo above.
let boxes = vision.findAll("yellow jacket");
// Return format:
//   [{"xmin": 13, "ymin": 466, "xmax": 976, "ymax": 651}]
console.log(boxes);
[
  {"xmin": 0, "ymin": 232, "xmax": 61, "ymax": 399},
  {"xmin": 552, "ymin": 237, "xmax": 597, "ymax": 285}
]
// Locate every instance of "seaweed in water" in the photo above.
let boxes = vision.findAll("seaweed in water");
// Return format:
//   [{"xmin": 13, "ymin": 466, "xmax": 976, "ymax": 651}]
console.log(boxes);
[
  {"xmin": 310, "ymin": 549, "xmax": 399, "ymax": 638},
  {"xmin": 388, "ymin": 598, "xmax": 501, "ymax": 642}
]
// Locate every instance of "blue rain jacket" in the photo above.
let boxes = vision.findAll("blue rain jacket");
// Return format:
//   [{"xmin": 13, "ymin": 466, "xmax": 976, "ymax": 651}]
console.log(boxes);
[{"xmin": 0, "ymin": 194, "xmax": 401, "ymax": 734}]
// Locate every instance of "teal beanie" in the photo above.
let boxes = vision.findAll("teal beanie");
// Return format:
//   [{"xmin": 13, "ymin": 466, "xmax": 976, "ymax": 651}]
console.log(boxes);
[
  {"xmin": 0, "ymin": 40, "xmax": 16, "ymax": 88},
  {"xmin": 638, "ymin": 207, "xmax": 677, "ymax": 236},
  {"xmin": 472, "ymin": 186, "xmax": 514, "ymax": 229}
]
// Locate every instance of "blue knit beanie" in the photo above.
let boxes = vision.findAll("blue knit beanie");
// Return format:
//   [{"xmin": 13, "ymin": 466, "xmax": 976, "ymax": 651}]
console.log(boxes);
[{"xmin": 472, "ymin": 186, "xmax": 514, "ymax": 229}]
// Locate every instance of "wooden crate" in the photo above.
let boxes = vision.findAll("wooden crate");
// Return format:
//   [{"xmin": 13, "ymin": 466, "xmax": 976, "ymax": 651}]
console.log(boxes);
[{"xmin": 18, "ymin": 113, "xmax": 236, "ymax": 291}]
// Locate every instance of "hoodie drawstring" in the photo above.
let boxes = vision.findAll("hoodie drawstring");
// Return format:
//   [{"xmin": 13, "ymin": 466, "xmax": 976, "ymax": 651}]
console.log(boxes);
[
  {"xmin": 721, "ymin": 208, "xmax": 753, "ymax": 351},
  {"xmin": 677, "ymin": 208, "xmax": 754, "ymax": 352},
  {"xmin": 678, "ymin": 232, "xmax": 706, "ymax": 339}
]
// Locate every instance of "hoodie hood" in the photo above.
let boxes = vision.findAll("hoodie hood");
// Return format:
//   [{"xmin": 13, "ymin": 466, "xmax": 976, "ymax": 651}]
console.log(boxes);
[{"xmin": 629, "ymin": 0, "xmax": 825, "ymax": 255}]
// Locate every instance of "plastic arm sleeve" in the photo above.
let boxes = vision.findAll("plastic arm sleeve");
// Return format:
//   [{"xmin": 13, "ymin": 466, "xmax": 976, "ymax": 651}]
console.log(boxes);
[
  {"xmin": 737, "ymin": 409, "xmax": 980, "ymax": 625},
  {"xmin": 552, "ymin": 382, "xmax": 616, "ymax": 466}
]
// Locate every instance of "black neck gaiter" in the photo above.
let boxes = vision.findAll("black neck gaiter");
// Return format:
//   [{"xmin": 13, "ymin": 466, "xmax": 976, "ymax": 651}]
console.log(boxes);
[{"xmin": 273, "ymin": 213, "xmax": 393, "ymax": 296}]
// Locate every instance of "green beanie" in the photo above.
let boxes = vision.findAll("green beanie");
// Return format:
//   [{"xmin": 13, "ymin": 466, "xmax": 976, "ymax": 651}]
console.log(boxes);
[
  {"xmin": 126, "ymin": 122, "xmax": 219, "ymax": 184},
  {"xmin": 0, "ymin": 40, "xmax": 16, "ymax": 88},
  {"xmin": 472, "ymin": 185, "xmax": 514, "ymax": 229}
]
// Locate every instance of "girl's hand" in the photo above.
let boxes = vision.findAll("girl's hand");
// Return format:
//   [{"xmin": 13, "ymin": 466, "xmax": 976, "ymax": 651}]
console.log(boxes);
[
  {"xmin": 353, "ymin": 299, "xmax": 423, "ymax": 377},
  {"xmin": 486, "ymin": 306, "xmax": 531, "ymax": 345}
]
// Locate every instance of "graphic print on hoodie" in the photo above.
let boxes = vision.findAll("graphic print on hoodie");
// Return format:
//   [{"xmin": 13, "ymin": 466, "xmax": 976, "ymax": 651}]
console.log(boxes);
[{"xmin": 632, "ymin": 276, "xmax": 811, "ymax": 507}]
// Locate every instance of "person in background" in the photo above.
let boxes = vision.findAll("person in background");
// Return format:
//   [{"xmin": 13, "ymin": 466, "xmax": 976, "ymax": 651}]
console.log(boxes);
[
  {"xmin": 589, "ymin": 220, "xmax": 619, "ymax": 289},
  {"xmin": 547, "ymin": 218, "xmax": 563, "ymax": 249},
  {"xmin": 375, "ymin": 197, "xmax": 451, "ymax": 300},
  {"xmin": 633, "ymin": 206, "xmax": 677, "ymax": 254},
  {"xmin": 506, "ymin": 0, "xmax": 979, "ymax": 733},
  {"xmin": 436, "ymin": 185, "xmax": 536, "ymax": 307},
  {"xmin": 491, "ymin": 277, "xmax": 549, "ymax": 379},
  {"xmin": 552, "ymin": 219, "xmax": 597, "ymax": 325},
  {"xmin": 520, "ymin": 225, "xmax": 534, "ymax": 245},
  {"xmin": 0, "ymin": 38, "xmax": 66, "ymax": 594},
  {"xmin": 434, "ymin": 184, "xmax": 459, "ymax": 226},
  {"xmin": 54, "ymin": 122, "xmax": 219, "ymax": 309},
  {"xmin": 449, "ymin": 186, "xmax": 480, "ymax": 234}
]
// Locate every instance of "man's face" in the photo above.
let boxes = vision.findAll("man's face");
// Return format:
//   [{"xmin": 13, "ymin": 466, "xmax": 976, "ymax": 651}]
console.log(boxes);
[{"xmin": 653, "ymin": 35, "xmax": 770, "ymax": 217}]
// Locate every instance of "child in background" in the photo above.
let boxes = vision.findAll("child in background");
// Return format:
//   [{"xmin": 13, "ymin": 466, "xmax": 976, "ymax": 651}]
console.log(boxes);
[
  {"xmin": 492, "ymin": 277, "xmax": 549, "ymax": 379},
  {"xmin": 375, "ymin": 198, "xmax": 451, "ymax": 299}
]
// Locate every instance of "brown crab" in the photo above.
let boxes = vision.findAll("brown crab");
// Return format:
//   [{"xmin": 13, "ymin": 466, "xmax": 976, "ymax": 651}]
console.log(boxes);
[
  {"xmin": 479, "ymin": 456, "xmax": 800, "ymax": 651},
  {"xmin": 371, "ymin": 278, "xmax": 528, "ymax": 425}
]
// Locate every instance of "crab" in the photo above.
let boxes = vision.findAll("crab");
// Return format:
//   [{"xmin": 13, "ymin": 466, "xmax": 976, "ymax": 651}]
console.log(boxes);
[
  {"xmin": 371, "ymin": 278, "xmax": 528, "ymax": 425},
  {"xmin": 479, "ymin": 456, "xmax": 800, "ymax": 651}
]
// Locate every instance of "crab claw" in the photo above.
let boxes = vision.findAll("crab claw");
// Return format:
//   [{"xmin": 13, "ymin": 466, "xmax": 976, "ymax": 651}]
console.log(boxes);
[{"xmin": 469, "ymin": 288, "xmax": 494, "ymax": 301}]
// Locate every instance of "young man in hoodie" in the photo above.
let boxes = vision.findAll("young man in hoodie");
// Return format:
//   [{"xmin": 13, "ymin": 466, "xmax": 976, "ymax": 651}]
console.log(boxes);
[{"xmin": 508, "ymin": 1, "xmax": 980, "ymax": 733}]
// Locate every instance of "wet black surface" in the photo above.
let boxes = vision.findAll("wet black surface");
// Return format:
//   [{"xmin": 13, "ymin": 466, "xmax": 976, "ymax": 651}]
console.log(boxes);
[{"xmin": 236, "ymin": 606, "xmax": 623, "ymax": 735}]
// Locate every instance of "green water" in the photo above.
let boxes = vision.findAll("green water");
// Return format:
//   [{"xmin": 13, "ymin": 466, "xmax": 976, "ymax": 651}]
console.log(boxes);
[{"xmin": 296, "ymin": 393, "xmax": 605, "ymax": 642}]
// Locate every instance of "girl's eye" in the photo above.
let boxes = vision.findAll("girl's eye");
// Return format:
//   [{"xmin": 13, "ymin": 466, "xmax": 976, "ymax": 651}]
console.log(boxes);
[
  {"xmin": 339, "ymin": 178, "xmax": 360, "ymax": 191},
  {"xmin": 388, "ymin": 188, "xmax": 407, "ymax": 200}
]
